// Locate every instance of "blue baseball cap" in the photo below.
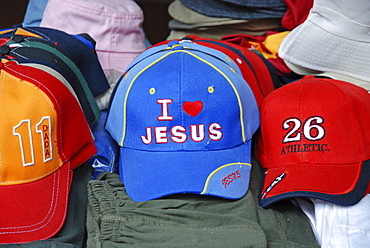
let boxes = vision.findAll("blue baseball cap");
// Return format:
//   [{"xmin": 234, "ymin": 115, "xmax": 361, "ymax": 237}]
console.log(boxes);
[{"xmin": 106, "ymin": 41, "xmax": 260, "ymax": 202}]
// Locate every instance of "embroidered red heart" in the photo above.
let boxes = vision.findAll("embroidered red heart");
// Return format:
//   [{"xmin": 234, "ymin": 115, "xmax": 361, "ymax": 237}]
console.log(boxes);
[{"xmin": 182, "ymin": 101, "xmax": 203, "ymax": 117}]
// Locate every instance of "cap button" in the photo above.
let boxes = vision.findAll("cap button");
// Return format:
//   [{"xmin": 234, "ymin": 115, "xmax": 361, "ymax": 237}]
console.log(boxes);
[
  {"xmin": 5, "ymin": 60, "xmax": 17, "ymax": 66},
  {"xmin": 172, "ymin": 44, "xmax": 184, "ymax": 51},
  {"xmin": 0, "ymin": 45, "xmax": 10, "ymax": 55},
  {"xmin": 168, "ymin": 40, "xmax": 179, "ymax": 47},
  {"xmin": 11, "ymin": 35, "xmax": 23, "ymax": 43},
  {"xmin": 181, "ymin": 36, "xmax": 193, "ymax": 41},
  {"xmin": 167, "ymin": 40, "xmax": 184, "ymax": 51},
  {"xmin": 303, "ymin": 75, "xmax": 315, "ymax": 79},
  {"xmin": 12, "ymin": 24, "xmax": 23, "ymax": 29}
]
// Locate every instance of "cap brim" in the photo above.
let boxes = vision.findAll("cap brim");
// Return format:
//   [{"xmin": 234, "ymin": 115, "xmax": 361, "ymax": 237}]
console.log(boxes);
[
  {"xmin": 0, "ymin": 163, "xmax": 72, "ymax": 244},
  {"xmin": 179, "ymin": 0, "xmax": 287, "ymax": 19},
  {"xmin": 279, "ymin": 20, "xmax": 370, "ymax": 85},
  {"xmin": 168, "ymin": 0, "xmax": 249, "ymax": 26},
  {"xmin": 259, "ymin": 160, "xmax": 370, "ymax": 207},
  {"xmin": 119, "ymin": 142, "xmax": 253, "ymax": 202}
]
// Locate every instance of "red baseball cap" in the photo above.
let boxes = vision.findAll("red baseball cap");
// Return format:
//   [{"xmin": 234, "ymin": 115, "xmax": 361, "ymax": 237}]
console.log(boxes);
[
  {"xmin": 0, "ymin": 61, "xmax": 96, "ymax": 244},
  {"xmin": 256, "ymin": 76, "xmax": 370, "ymax": 207}
]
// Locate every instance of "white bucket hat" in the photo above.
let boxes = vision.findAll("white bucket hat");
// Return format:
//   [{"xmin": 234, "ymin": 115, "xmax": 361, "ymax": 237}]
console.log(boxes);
[{"xmin": 279, "ymin": 0, "xmax": 370, "ymax": 91}]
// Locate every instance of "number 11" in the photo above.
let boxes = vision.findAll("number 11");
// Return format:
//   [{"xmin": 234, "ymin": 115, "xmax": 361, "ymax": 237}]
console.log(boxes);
[{"xmin": 13, "ymin": 117, "xmax": 53, "ymax": 167}]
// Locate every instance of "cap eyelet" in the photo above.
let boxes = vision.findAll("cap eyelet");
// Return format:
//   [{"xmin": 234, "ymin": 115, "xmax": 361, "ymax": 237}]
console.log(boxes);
[{"xmin": 208, "ymin": 86, "xmax": 215, "ymax": 93}]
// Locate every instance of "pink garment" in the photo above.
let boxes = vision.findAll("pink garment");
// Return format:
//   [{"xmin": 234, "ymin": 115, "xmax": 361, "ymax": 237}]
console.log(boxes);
[{"xmin": 40, "ymin": 0, "xmax": 146, "ymax": 72}]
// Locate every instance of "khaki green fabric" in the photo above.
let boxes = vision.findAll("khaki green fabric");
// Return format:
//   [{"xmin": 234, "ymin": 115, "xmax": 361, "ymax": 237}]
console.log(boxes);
[{"xmin": 86, "ymin": 160, "xmax": 319, "ymax": 248}]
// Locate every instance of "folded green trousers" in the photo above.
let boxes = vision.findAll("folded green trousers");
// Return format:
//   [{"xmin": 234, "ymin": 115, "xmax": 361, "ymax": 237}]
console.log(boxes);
[{"xmin": 86, "ymin": 160, "xmax": 319, "ymax": 248}]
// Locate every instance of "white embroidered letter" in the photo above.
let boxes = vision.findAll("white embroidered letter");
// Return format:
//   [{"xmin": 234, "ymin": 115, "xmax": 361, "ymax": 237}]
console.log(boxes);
[
  {"xmin": 209, "ymin": 123, "xmax": 223, "ymax": 141},
  {"xmin": 171, "ymin": 125, "xmax": 187, "ymax": 143},
  {"xmin": 157, "ymin": 99, "xmax": 173, "ymax": 121},
  {"xmin": 155, "ymin": 126, "xmax": 168, "ymax": 143},
  {"xmin": 190, "ymin": 124, "xmax": 205, "ymax": 142},
  {"xmin": 141, "ymin": 127, "xmax": 152, "ymax": 144}
]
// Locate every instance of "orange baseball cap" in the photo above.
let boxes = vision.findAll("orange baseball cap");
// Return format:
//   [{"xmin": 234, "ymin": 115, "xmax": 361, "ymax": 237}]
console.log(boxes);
[{"xmin": 0, "ymin": 61, "xmax": 96, "ymax": 244}]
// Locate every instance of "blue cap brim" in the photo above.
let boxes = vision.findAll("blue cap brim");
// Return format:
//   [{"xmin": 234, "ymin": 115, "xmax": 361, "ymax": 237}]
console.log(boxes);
[{"xmin": 119, "ymin": 141, "xmax": 253, "ymax": 202}]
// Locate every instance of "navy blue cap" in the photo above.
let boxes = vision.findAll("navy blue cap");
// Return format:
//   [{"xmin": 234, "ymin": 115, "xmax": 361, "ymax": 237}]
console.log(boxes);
[
  {"xmin": 0, "ymin": 26, "xmax": 109, "ymax": 97},
  {"xmin": 3, "ymin": 45, "xmax": 100, "ymax": 125}
]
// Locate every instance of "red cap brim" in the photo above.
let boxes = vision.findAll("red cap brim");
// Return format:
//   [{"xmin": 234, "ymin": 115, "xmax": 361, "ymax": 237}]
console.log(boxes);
[{"xmin": 0, "ymin": 162, "xmax": 71, "ymax": 243}]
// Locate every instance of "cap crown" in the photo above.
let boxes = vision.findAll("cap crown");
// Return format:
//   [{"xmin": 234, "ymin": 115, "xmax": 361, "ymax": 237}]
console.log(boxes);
[
  {"xmin": 107, "ymin": 42, "xmax": 259, "ymax": 152},
  {"xmin": 0, "ymin": 70, "xmax": 61, "ymax": 184},
  {"xmin": 258, "ymin": 76, "xmax": 370, "ymax": 167}
]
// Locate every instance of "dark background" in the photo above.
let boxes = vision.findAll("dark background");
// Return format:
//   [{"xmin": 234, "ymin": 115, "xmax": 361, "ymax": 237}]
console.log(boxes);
[{"xmin": 0, "ymin": 0, "xmax": 173, "ymax": 44}]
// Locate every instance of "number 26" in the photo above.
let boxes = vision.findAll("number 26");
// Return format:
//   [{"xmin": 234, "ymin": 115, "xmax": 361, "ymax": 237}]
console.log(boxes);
[{"xmin": 283, "ymin": 116, "xmax": 325, "ymax": 143}]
